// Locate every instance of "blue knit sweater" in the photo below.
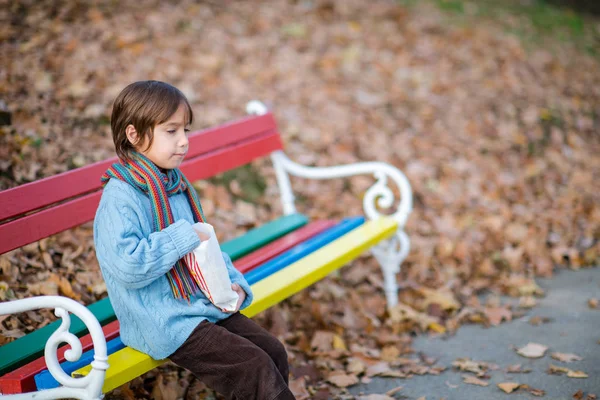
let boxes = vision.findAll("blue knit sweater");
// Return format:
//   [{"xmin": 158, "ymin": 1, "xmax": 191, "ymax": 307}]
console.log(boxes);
[{"xmin": 93, "ymin": 178, "xmax": 254, "ymax": 360}]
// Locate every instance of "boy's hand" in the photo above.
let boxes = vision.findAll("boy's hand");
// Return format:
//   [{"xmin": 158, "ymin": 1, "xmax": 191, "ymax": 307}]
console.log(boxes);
[
  {"xmin": 197, "ymin": 231, "xmax": 210, "ymax": 241},
  {"xmin": 231, "ymin": 283, "xmax": 246, "ymax": 313}
]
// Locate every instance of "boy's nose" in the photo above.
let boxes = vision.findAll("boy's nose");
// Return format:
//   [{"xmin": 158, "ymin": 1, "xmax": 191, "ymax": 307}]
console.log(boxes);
[{"xmin": 179, "ymin": 133, "xmax": 189, "ymax": 148}]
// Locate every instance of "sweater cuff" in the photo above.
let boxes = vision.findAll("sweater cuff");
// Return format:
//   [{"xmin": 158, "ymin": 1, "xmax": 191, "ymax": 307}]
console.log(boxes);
[{"xmin": 164, "ymin": 220, "xmax": 201, "ymax": 258}]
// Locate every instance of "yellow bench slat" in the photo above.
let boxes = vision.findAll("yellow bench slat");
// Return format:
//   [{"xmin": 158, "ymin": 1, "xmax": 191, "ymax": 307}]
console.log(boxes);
[
  {"xmin": 242, "ymin": 217, "xmax": 397, "ymax": 316},
  {"xmin": 73, "ymin": 217, "xmax": 397, "ymax": 393}
]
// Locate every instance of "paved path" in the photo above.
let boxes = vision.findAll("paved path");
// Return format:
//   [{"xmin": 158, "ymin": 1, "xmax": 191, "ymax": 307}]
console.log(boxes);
[{"xmin": 351, "ymin": 267, "xmax": 600, "ymax": 399}]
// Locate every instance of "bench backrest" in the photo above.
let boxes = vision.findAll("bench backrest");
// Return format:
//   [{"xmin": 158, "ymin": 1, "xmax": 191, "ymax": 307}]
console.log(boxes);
[{"xmin": 0, "ymin": 113, "xmax": 282, "ymax": 254}]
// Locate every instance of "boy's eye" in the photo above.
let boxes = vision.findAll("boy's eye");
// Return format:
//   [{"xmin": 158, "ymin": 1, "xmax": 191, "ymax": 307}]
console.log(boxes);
[
  {"xmin": 184, "ymin": 129, "xmax": 190, "ymax": 134},
  {"xmin": 167, "ymin": 130, "xmax": 176, "ymax": 134}
]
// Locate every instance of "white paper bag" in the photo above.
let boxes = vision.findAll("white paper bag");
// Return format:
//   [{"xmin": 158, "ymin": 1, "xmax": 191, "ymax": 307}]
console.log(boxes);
[{"xmin": 184, "ymin": 222, "xmax": 239, "ymax": 312}]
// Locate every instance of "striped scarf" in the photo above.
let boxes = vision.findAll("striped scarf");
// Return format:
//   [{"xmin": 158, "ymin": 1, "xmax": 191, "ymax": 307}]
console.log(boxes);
[{"xmin": 101, "ymin": 153, "xmax": 205, "ymax": 301}]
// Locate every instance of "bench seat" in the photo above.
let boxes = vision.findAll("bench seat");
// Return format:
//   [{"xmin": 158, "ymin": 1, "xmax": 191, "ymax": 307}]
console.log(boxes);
[
  {"xmin": 73, "ymin": 217, "xmax": 397, "ymax": 394},
  {"xmin": 30, "ymin": 217, "xmax": 343, "ymax": 392}
]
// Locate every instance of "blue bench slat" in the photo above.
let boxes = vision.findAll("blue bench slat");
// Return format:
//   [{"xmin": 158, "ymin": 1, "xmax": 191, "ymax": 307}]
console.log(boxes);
[
  {"xmin": 244, "ymin": 217, "xmax": 365, "ymax": 285},
  {"xmin": 34, "ymin": 337, "xmax": 125, "ymax": 390}
]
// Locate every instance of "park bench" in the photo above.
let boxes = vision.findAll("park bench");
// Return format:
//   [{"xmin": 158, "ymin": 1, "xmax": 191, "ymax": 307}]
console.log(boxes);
[{"xmin": 0, "ymin": 101, "xmax": 412, "ymax": 399}]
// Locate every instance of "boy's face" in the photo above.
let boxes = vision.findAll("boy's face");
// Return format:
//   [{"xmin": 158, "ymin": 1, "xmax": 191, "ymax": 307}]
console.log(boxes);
[{"xmin": 136, "ymin": 103, "xmax": 191, "ymax": 170}]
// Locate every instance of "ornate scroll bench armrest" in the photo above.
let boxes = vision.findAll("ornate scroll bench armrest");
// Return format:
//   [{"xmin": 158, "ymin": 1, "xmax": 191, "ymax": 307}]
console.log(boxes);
[
  {"xmin": 247, "ymin": 101, "xmax": 413, "ymax": 308},
  {"xmin": 0, "ymin": 296, "xmax": 108, "ymax": 400}
]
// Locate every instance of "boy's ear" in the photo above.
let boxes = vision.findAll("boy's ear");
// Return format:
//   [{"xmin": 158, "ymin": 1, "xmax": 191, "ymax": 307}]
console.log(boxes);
[{"xmin": 125, "ymin": 124, "xmax": 140, "ymax": 146}]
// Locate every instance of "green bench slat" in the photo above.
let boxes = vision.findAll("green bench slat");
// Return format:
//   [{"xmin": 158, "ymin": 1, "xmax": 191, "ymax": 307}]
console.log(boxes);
[
  {"xmin": 0, "ymin": 298, "xmax": 116, "ymax": 376},
  {"xmin": 0, "ymin": 213, "xmax": 308, "ymax": 376},
  {"xmin": 221, "ymin": 213, "xmax": 309, "ymax": 259}
]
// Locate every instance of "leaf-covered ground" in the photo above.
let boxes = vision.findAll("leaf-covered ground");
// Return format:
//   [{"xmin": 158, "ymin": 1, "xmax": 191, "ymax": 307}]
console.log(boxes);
[{"xmin": 1, "ymin": 0, "xmax": 599, "ymax": 398}]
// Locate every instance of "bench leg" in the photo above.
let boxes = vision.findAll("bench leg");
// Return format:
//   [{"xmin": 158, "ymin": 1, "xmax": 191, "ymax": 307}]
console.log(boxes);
[{"xmin": 371, "ymin": 230, "xmax": 410, "ymax": 308}]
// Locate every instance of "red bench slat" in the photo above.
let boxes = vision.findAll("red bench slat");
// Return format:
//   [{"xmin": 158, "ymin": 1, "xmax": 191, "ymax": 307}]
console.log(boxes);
[
  {"xmin": 0, "ymin": 131, "xmax": 283, "ymax": 254},
  {"xmin": 0, "ymin": 114, "xmax": 277, "ymax": 223},
  {"xmin": 234, "ymin": 220, "xmax": 336, "ymax": 274},
  {"xmin": 0, "ymin": 320, "xmax": 120, "ymax": 394}
]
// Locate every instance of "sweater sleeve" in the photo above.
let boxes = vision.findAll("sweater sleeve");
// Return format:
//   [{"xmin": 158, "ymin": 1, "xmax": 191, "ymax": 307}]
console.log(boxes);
[
  {"xmin": 222, "ymin": 251, "xmax": 254, "ymax": 309},
  {"xmin": 94, "ymin": 193, "xmax": 201, "ymax": 290}
]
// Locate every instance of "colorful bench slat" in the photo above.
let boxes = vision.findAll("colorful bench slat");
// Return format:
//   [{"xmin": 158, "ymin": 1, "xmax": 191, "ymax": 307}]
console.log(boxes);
[
  {"xmin": 72, "ymin": 217, "xmax": 398, "ymax": 394},
  {"xmin": 244, "ymin": 217, "xmax": 365, "ymax": 285},
  {"xmin": 0, "ymin": 299, "xmax": 117, "ymax": 376},
  {"xmin": 220, "ymin": 213, "xmax": 308, "ymax": 260},
  {"xmin": 34, "ymin": 337, "xmax": 125, "ymax": 390},
  {"xmin": 0, "ymin": 214, "xmax": 308, "ymax": 377},
  {"xmin": 0, "ymin": 320, "xmax": 120, "ymax": 394},
  {"xmin": 243, "ymin": 217, "xmax": 398, "ymax": 317},
  {"xmin": 234, "ymin": 220, "xmax": 336, "ymax": 274}
]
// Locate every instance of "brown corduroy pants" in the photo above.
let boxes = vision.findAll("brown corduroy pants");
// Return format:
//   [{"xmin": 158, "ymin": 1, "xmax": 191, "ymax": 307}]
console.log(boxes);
[{"xmin": 169, "ymin": 312, "xmax": 295, "ymax": 400}]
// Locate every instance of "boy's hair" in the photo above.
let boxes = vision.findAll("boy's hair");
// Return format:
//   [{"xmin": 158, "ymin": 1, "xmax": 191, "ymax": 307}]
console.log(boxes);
[{"xmin": 111, "ymin": 80, "xmax": 194, "ymax": 160}]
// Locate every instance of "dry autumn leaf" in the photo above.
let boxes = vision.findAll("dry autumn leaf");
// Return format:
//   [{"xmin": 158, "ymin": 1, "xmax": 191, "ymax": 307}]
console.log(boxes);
[
  {"xmin": 548, "ymin": 364, "xmax": 571, "ymax": 374},
  {"xmin": 484, "ymin": 306, "xmax": 513, "ymax": 326},
  {"xmin": 346, "ymin": 358, "xmax": 367, "ymax": 375},
  {"xmin": 567, "ymin": 370, "xmax": 589, "ymax": 379},
  {"xmin": 498, "ymin": 382, "xmax": 521, "ymax": 393},
  {"xmin": 386, "ymin": 386, "xmax": 403, "ymax": 396},
  {"xmin": 506, "ymin": 364, "xmax": 532, "ymax": 373},
  {"xmin": 326, "ymin": 372, "xmax": 359, "ymax": 388},
  {"xmin": 289, "ymin": 377, "xmax": 310, "ymax": 400},
  {"xmin": 311, "ymin": 331, "xmax": 334, "ymax": 352},
  {"xmin": 552, "ymin": 352, "xmax": 583, "ymax": 363},
  {"xmin": 452, "ymin": 358, "xmax": 487, "ymax": 377},
  {"xmin": 520, "ymin": 384, "xmax": 545, "ymax": 397},
  {"xmin": 516, "ymin": 343, "xmax": 548, "ymax": 358},
  {"xmin": 588, "ymin": 298, "xmax": 599, "ymax": 309},
  {"xmin": 463, "ymin": 375, "xmax": 489, "ymax": 387},
  {"xmin": 357, "ymin": 395, "xmax": 394, "ymax": 400}
]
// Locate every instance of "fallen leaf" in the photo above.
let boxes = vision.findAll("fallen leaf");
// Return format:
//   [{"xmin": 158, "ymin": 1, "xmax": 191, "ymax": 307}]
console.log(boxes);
[
  {"xmin": 519, "ymin": 296, "xmax": 537, "ymax": 309},
  {"xmin": 588, "ymin": 298, "xmax": 598, "ymax": 309},
  {"xmin": 529, "ymin": 316, "xmax": 552, "ymax": 325},
  {"xmin": 520, "ymin": 384, "xmax": 545, "ymax": 397},
  {"xmin": 332, "ymin": 334, "xmax": 347, "ymax": 351},
  {"xmin": 498, "ymin": 382, "xmax": 521, "ymax": 393},
  {"xmin": 567, "ymin": 370, "xmax": 588, "ymax": 379},
  {"xmin": 346, "ymin": 358, "xmax": 366, "ymax": 375},
  {"xmin": 573, "ymin": 390, "xmax": 584, "ymax": 399},
  {"xmin": 311, "ymin": 331, "xmax": 333, "ymax": 352},
  {"xmin": 327, "ymin": 372, "xmax": 359, "ymax": 388},
  {"xmin": 289, "ymin": 377, "xmax": 310, "ymax": 400},
  {"xmin": 418, "ymin": 287, "xmax": 460, "ymax": 311},
  {"xmin": 485, "ymin": 306, "xmax": 513, "ymax": 326},
  {"xmin": 517, "ymin": 343, "xmax": 548, "ymax": 358},
  {"xmin": 357, "ymin": 395, "xmax": 394, "ymax": 400},
  {"xmin": 386, "ymin": 386, "xmax": 403, "ymax": 396},
  {"xmin": 463, "ymin": 375, "xmax": 489, "ymax": 386},
  {"xmin": 380, "ymin": 345, "xmax": 400, "ymax": 362},
  {"xmin": 366, "ymin": 362, "xmax": 392, "ymax": 377},
  {"xmin": 548, "ymin": 364, "xmax": 571, "ymax": 374},
  {"xmin": 506, "ymin": 364, "xmax": 532, "ymax": 373},
  {"xmin": 552, "ymin": 352, "xmax": 583, "ymax": 363},
  {"xmin": 452, "ymin": 358, "xmax": 487, "ymax": 377}
]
